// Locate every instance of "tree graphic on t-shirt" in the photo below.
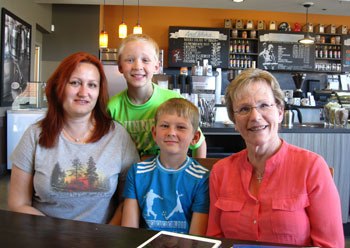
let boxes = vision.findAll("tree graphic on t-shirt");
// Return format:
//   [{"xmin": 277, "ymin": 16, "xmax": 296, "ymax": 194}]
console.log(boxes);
[
  {"xmin": 51, "ymin": 162, "xmax": 66, "ymax": 189},
  {"xmin": 86, "ymin": 156, "xmax": 98, "ymax": 189},
  {"xmin": 50, "ymin": 157, "xmax": 109, "ymax": 192}
]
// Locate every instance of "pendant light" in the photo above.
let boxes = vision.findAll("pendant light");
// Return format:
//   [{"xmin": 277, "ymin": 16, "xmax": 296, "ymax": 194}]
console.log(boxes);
[
  {"xmin": 119, "ymin": 0, "xmax": 127, "ymax": 38},
  {"xmin": 99, "ymin": 0, "xmax": 108, "ymax": 48},
  {"xmin": 133, "ymin": 0, "xmax": 142, "ymax": 34},
  {"xmin": 298, "ymin": 2, "xmax": 314, "ymax": 45}
]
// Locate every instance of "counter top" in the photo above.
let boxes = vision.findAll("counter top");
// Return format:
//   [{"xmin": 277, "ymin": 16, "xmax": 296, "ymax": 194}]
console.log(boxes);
[{"xmin": 201, "ymin": 122, "xmax": 350, "ymax": 134}]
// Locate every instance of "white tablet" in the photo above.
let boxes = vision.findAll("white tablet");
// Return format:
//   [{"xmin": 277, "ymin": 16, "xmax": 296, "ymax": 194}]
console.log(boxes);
[{"xmin": 137, "ymin": 230, "xmax": 222, "ymax": 248}]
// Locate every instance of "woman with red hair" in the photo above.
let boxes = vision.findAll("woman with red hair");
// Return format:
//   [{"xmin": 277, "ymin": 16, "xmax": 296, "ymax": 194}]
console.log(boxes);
[{"xmin": 8, "ymin": 52, "xmax": 139, "ymax": 224}]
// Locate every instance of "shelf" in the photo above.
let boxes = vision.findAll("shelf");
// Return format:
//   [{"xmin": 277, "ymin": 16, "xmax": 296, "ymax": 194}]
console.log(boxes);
[
  {"xmin": 230, "ymin": 38, "xmax": 258, "ymax": 41},
  {"xmin": 315, "ymin": 58, "xmax": 342, "ymax": 61},
  {"xmin": 315, "ymin": 43, "xmax": 341, "ymax": 46},
  {"xmin": 230, "ymin": 52, "xmax": 258, "ymax": 56},
  {"xmin": 229, "ymin": 67, "xmax": 252, "ymax": 69}
]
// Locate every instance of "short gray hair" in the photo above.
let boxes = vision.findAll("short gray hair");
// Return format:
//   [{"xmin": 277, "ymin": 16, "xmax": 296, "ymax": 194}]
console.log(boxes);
[{"xmin": 225, "ymin": 68, "xmax": 285, "ymax": 122}]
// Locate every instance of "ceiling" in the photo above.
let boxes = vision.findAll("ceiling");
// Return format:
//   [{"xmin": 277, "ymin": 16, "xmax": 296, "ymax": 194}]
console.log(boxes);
[{"xmin": 33, "ymin": 0, "xmax": 350, "ymax": 16}]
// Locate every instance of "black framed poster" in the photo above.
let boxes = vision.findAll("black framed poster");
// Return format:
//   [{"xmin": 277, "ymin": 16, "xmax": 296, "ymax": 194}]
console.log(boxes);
[
  {"xmin": 168, "ymin": 26, "xmax": 230, "ymax": 68},
  {"xmin": 1, "ymin": 8, "xmax": 31, "ymax": 106}
]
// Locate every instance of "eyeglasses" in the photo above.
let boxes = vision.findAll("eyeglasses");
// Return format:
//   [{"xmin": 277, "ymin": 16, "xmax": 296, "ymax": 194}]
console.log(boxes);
[{"xmin": 233, "ymin": 103, "xmax": 276, "ymax": 116}]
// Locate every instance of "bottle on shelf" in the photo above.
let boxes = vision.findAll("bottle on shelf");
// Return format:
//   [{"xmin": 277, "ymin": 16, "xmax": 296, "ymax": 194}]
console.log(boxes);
[
  {"xmin": 237, "ymin": 40, "xmax": 242, "ymax": 53},
  {"xmin": 233, "ymin": 40, "xmax": 237, "ymax": 53},
  {"xmin": 328, "ymin": 47, "xmax": 333, "ymax": 59},
  {"xmin": 337, "ymin": 46, "xmax": 341, "ymax": 59},
  {"xmin": 323, "ymin": 46, "xmax": 328, "ymax": 58},
  {"xmin": 245, "ymin": 41, "xmax": 250, "ymax": 53},
  {"xmin": 319, "ymin": 47, "xmax": 323, "ymax": 58}
]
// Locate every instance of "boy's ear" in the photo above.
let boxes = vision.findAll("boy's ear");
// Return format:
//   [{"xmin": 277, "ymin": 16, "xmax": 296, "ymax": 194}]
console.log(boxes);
[
  {"xmin": 190, "ymin": 130, "xmax": 201, "ymax": 146},
  {"xmin": 154, "ymin": 60, "xmax": 160, "ymax": 74},
  {"xmin": 118, "ymin": 63, "xmax": 123, "ymax": 73}
]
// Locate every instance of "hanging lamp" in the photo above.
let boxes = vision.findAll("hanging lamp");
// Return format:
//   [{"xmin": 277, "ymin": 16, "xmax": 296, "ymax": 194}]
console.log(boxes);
[
  {"xmin": 99, "ymin": 0, "xmax": 108, "ymax": 48},
  {"xmin": 298, "ymin": 2, "xmax": 315, "ymax": 45},
  {"xmin": 119, "ymin": 0, "xmax": 127, "ymax": 38},
  {"xmin": 133, "ymin": 0, "xmax": 142, "ymax": 34}
]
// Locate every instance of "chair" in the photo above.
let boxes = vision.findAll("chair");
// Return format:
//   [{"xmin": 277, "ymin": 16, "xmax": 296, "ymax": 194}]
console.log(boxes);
[{"xmin": 193, "ymin": 158, "xmax": 221, "ymax": 170}]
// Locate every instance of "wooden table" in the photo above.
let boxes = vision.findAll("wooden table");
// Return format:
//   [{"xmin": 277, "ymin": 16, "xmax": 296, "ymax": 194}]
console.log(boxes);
[{"xmin": 0, "ymin": 209, "xmax": 298, "ymax": 247}]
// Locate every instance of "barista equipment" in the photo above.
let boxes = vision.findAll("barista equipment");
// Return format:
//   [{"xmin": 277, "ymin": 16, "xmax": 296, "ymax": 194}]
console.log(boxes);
[
  {"xmin": 282, "ymin": 103, "xmax": 303, "ymax": 127},
  {"xmin": 292, "ymin": 73, "xmax": 306, "ymax": 102}
]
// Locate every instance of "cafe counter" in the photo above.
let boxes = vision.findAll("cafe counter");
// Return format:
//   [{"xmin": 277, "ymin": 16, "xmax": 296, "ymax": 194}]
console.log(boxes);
[{"xmin": 202, "ymin": 122, "xmax": 350, "ymax": 223}]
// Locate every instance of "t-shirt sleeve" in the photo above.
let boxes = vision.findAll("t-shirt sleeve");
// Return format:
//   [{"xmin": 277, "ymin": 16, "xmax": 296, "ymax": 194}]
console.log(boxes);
[
  {"xmin": 122, "ymin": 164, "xmax": 138, "ymax": 199},
  {"xmin": 10, "ymin": 124, "xmax": 38, "ymax": 174},
  {"xmin": 191, "ymin": 172, "xmax": 210, "ymax": 214}
]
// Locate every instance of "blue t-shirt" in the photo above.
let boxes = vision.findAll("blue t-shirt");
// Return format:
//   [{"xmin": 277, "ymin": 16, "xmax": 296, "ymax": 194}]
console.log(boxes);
[{"xmin": 123, "ymin": 156, "xmax": 209, "ymax": 233}]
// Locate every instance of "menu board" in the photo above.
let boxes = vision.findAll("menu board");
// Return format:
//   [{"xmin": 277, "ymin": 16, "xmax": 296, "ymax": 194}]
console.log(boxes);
[
  {"xmin": 343, "ymin": 46, "xmax": 350, "ymax": 72},
  {"xmin": 343, "ymin": 36, "xmax": 350, "ymax": 72},
  {"xmin": 258, "ymin": 32, "xmax": 315, "ymax": 71},
  {"xmin": 168, "ymin": 26, "xmax": 230, "ymax": 68}
]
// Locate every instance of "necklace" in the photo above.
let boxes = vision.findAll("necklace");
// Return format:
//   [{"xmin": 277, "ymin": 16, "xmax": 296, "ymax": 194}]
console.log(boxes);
[
  {"xmin": 256, "ymin": 174, "xmax": 264, "ymax": 183},
  {"xmin": 62, "ymin": 128, "xmax": 90, "ymax": 143},
  {"xmin": 254, "ymin": 171, "xmax": 264, "ymax": 183}
]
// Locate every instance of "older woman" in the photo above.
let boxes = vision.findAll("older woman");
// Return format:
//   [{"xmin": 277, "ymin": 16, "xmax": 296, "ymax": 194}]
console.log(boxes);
[
  {"xmin": 8, "ymin": 52, "xmax": 139, "ymax": 224},
  {"xmin": 206, "ymin": 68, "xmax": 344, "ymax": 247}
]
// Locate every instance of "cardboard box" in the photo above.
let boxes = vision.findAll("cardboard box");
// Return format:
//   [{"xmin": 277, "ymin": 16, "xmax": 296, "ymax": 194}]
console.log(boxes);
[
  {"xmin": 336, "ymin": 25, "xmax": 348, "ymax": 34},
  {"xmin": 246, "ymin": 20, "xmax": 254, "ymax": 29},
  {"xmin": 302, "ymin": 23, "xmax": 313, "ymax": 32},
  {"xmin": 235, "ymin": 19, "xmax": 244, "ymax": 29},
  {"xmin": 314, "ymin": 24, "xmax": 325, "ymax": 33},
  {"xmin": 224, "ymin": 19, "xmax": 232, "ymax": 29},
  {"xmin": 257, "ymin": 20, "xmax": 266, "ymax": 30},
  {"xmin": 325, "ymin": 24, "xmax": 336, "ymax": 34},
  {"xmin": 269, "ymin": 21, "xmax": 277, "ymax": 30}
]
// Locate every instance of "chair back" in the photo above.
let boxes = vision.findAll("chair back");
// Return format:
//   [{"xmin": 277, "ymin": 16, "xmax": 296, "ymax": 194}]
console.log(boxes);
[{"xmin": 194, "ymin": 158, "xmax": 221, "ymax": 170}]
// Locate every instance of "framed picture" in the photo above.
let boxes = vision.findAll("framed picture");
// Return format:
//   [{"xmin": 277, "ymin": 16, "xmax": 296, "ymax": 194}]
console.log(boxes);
[{"xmin": 1, "ymin": 8, "xmax": 31, "ymax": 106}]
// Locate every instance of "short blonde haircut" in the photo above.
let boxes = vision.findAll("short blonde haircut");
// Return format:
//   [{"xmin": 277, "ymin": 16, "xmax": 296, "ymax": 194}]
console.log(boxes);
[
  {"xmin": 225, "ymin": 68, "xmax": 285, "ymax": 122},
  {"xmin": 155, "ymin": 98, "xmax": 199, "ymax": 132},
  {"xmin": 117, "ymin": 34, "xmax": 160, "ymax": 64}
]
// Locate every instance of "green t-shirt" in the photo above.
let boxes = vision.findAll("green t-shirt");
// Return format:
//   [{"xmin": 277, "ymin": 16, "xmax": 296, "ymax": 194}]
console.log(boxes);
[{"xmin": 107, "ymin": 83, "xmax": 204, "ymax": 156}]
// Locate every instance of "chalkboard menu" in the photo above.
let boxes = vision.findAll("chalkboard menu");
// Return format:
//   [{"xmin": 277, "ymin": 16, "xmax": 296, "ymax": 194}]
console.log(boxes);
[
  {"xmin": 343, "ymin": 36, "xmax": 350, "ymax": 72},
  {"xmin": 168, "ymin": 26, "xmax": 230, "ymax": 68},
  {"xmin": 258, "ymin": 32, "xmax": 315, "ymax": 71},
  {"xmin": 343, "ymin": 46, "xmax": 350, "ymax": 72}
]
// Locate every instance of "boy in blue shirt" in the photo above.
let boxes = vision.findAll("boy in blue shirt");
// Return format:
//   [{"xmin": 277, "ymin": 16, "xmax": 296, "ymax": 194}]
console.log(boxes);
[{"xmin": 121, "ymin": 98, "xmax": 209, "ymax": 235}]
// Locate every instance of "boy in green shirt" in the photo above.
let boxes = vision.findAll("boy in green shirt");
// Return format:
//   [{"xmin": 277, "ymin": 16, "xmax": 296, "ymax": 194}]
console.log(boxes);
[{"xmin": 107, "ymin": 34, "xmax": 206, "ymax": 157}]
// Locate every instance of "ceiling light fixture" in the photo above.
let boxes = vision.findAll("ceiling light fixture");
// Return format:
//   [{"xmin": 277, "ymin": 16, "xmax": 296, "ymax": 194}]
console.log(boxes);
[
  {"xmin": 232, "ymin": 0, "xmax": 244, "ymax": 2},
  {"xmin": 298, "ymin": 2, "xmax": 315, "ymax": 45},
  {"xmin": 133, "ymin": 0, "xmax": 142, "ymax": 34},
  {"xmin": 99, "ymin": 0, "xmax": 108, "ymax": 48},
  {"xmin": 119, "ymin": 0, "xmax": 127, "ymax": 38}
]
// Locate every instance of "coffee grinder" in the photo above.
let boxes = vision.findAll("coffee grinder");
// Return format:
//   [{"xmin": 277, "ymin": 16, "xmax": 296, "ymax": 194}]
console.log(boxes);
[{"xmin": 292, "ymin": 73, "xmax": 306, "ymax": 105}]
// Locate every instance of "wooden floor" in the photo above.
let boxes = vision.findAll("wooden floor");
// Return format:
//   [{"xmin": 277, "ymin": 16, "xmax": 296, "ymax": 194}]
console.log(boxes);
[{"xmin": 1, "ymin": 171, "xmax": 349, "ymax": 247}]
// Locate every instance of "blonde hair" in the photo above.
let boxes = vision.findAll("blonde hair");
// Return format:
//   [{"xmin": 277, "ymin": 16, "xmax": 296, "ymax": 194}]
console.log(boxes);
[
  {"xmin": 155, "ymin": 98, "xmax": 199, "ymax": 132},
  {"xmin": 225, "ymin": 68, "xmax": 284, "ymax": 122},
  {"xmin": 117, "ymin": 34, "xmax": 160, "ymax": 63}
]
